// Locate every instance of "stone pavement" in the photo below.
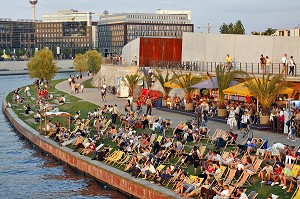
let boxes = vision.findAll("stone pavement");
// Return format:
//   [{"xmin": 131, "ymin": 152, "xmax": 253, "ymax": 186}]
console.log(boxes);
[{"xmin": 56, "ymin": 76, "xmax": 299, "ymax": 147}]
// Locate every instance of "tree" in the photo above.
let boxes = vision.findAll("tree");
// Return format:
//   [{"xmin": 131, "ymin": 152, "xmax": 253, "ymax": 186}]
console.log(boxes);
[
  {"xmin": 85, "ymin": 50, "xmax": 102, "ymax": 74},
  {"xmin": 245, "ymin": 73, "xmax": 287, "ymax": 116},
  {"xmin": 0, "ymin": 49, "xmax": 3, "ymax": 56},
  {"xmin": 15, "ymin": 49, "xmax": 20, "ymax": 57},
  {"xmin": 121, "ymin": 72, "xmax": 142, "ymax": 97},
  {"xmin": 26, "ymin": 48, "xmax": 58, "ymax": 81},
  {"xmin": 251, "ymin": 28, "xmax": 276, "ymax": 36},
  {"xmin": 209, "ymin": 65, "xmax": 247, "ymax": 107},
  {"xmin": 219, "ymin": 20, "xmax": 245, "ymax": 34},
  {"xmin": 5, "ymin": 48, "xmax": 10, "ymax": 55},
  {"xmin": 73, "ymin": 53, "xmax": 87, "ymax": 72},
  {"xmin": 152, "ymin": 69, "xmax": 173, "ymax": 99},
  {"xmin": 20, "ymin": 48, "xmax": 26, "ymax": 56},
  {"xmin": 170, "ymin": 71, "xmax": 206, "ymax": 102}
]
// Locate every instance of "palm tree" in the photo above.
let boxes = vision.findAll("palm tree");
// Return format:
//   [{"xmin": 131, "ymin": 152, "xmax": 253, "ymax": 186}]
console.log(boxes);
[
  {"xmin": 121, "ymin": 72, "xmax": 142, "ymax": 98},
  {"xmin": 152, "ymin": 69, "xmax": 173, "ymax": 99},
  {"xmin": 209, "ymin": 65, "xmax": 247, "ymax": 107},
  {"xmin": 245, "ymin": 73, "xmax": 287, "ymax": 116},
  {"xmin": 171, "ymin": 70, "xmax": 206, "ymax": 102}
]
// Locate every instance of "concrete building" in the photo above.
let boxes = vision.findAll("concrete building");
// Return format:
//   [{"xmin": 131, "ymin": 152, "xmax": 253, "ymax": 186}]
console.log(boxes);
[
  {"xmin": 98, "ymin": 10, "xmax": 194, "ymax": 56},
  {"xmin": 35, "ymin": 10, "xmax": 98, "ymax": 58},
  {"xmin": 0, "ymin": 18, "xmax": 36, "ymax": 53}
]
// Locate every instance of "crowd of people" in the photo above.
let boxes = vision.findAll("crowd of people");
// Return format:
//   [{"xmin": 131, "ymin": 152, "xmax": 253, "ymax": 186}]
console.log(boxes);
[{"xmin": 8, "ymin": 75, "xmax": 300, "ymax": 199}]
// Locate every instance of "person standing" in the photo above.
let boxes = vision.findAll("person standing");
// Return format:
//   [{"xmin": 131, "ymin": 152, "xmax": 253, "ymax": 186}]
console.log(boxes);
[
  {"xmin": 226, "ymin": 54, "xmax": 232, "ymax": 71},
  {"xmin": 111, "ymin": 104, "xmax": 120, "ymax": 124},
  {"xmin": 289, "ymin": 56, "xmax": 296, "ymax": 76},
  {"xmin": 281, "ymin": 54, "xmax": 288, "ymax": 76},
  {"xmin": 260, "ymin": 54, "xmax": 266, "ymax": 75},
  {"xmin": 265, "ymin": 56, "xmax": 271, "ymax": 74},
  {"xmin": 227, "ymin": 106, "xmax": 236, "ymax": 131},
  {"xmin": 100, "ymin": 87, "xmax": 106, "ymax": 102},
  {"xmin": 102, "ymin": 82, "xmax": 107, "ymax": 95},
  {"xmin": 145, "ymin": 96, "xmax": 152, "ymax": 115}
]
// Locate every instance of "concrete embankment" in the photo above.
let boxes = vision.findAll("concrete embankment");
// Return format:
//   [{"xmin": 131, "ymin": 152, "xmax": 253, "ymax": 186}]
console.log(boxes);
[{"xmin": 2, "ymin": 99, "xmax": 181, "ymax": 199}]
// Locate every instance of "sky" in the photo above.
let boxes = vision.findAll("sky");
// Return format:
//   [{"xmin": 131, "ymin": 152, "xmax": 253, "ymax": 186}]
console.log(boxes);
[{"xmin": 1, "ymin": 0, "xmax": 300, "ymax": 33}]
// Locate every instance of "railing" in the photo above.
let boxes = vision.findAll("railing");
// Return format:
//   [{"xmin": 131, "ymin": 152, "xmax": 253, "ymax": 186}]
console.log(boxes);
[{"xmin": 146, "ymin": 61, "xmax": 299, "ymax": 77}]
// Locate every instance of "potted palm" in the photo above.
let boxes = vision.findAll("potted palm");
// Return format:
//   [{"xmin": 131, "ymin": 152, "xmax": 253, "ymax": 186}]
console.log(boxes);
[
  {"xmin": 210, "ymin": 65, "xmax": 247, "ymax": 117},
  {"xmin": 245, "ymin": 73, "xmax": 287, "ymax": 124},
  {"xmin": 170, "ymin": 70, "xmax": 206, "ymax": 111},
  {"xmin": 121, "ymin": 71, "xmax": 143, "ymax": 100},
  {"xmin": 152, "ymin": 69, "xmax": 173, "ymax": 107}
]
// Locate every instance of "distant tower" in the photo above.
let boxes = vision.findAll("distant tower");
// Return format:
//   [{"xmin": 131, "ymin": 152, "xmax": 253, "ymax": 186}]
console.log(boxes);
[{"xmin": 29, "ymin": 0, "xmax": 38, "ymax": 21}]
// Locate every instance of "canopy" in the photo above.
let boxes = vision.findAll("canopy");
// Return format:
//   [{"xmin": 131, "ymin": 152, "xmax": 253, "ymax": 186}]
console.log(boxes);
[
  {"xmin": 190, "ymin": 77, "xmax": 239, "ymax": 89},
  {"xmin": 223, "ymin": 80, "xmax": 295, "ymax": 96},
  {"xmin": 43, "ymin": 111, "xmax": 72, "ymax": 117},
  {"xmin": 164, "ymin": 74, "xmax": 199, "ymax": 89}
]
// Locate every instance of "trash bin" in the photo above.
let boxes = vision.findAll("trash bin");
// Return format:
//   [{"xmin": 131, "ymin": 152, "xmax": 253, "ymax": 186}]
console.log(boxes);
[{"xmin": 157, "ymin": 100, "xmax": 162, "ymax": 107}]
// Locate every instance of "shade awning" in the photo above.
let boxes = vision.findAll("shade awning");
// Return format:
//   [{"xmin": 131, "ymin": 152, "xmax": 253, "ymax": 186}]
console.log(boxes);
[
  {"xmin": 223, "ymin": 80, "xmax": 295, "ymax": 96},
  {"xmin": 43, "ymin": 111, "xmax": 72, "ymax": 117},
  {"xmin": 190, "ymin": 77, "xmax": 239, "ymax": 89}
]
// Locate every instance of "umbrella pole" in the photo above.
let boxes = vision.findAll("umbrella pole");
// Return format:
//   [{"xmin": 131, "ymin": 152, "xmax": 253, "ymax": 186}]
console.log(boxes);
[{"xmin": 257, "ymin": 98, "xmax": 259, "ymax": 115}]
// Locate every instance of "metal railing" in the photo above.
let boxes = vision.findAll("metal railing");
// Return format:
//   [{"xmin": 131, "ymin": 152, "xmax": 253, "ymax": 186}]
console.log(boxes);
[{"xmin": 145, "ymin": 61, "xmax": 299, "ymax": 77}]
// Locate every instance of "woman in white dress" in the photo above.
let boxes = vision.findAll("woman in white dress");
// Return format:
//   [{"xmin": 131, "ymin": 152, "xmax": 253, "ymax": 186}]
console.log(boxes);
[{"xmin": 227, "ymin": 107, "xmax": 236, "ymax": 131}]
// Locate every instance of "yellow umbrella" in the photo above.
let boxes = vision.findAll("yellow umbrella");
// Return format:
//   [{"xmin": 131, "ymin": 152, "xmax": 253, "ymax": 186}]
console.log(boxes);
[
  {"xmin": 164, "ymin": 79, "xmax": 182, "ymax": 89},
  {"xmin": 224, "ymin": 79, "xmax": 295, "ymax": 96}
]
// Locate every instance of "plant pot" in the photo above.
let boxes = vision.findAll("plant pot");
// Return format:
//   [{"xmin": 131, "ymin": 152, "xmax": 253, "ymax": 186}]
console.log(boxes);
[
  {"xmin": 260, "ymin": 115, "xmax": 269, "ymax": 124},
  {"xmin": 185, "ymin": 103, "xmax": 194, "ymax": 112},
  {"xmin": 218, "ymin": 108, "xmax": 227, "ymax": 117}
]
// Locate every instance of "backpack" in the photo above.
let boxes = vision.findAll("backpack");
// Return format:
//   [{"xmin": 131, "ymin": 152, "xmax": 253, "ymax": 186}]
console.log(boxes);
[{"xmin": 286, "ymin": 120, "xmax": 291, "ymax": 127}]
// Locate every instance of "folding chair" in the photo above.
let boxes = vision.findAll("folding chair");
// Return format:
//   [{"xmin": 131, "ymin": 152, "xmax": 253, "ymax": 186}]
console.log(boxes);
[
  {"xmin": 248, "ymin": 191, "xmax": 258, "ymax": 199},
  {"xmin": 224, "ymin": 168, "xmax": 237, "ymax": 185},
  {"xmin": 233, "ymin": 171, "xmax": 251, "ymax": 187},
  {"xmin": 292, "ymin": 185, "xmax": 300, "ymax": 199}
]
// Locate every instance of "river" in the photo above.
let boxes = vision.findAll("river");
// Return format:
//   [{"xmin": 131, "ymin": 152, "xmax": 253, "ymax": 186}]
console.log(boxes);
[{"xmin": 0, "ymin": 73, "xmax": 128, "ymax": 199}]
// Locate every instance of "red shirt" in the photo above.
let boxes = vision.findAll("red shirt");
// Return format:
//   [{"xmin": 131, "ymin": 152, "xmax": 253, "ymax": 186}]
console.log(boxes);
[{"xmin": 274, "ymin": 167, "xmax": 283, "ymax": 175}]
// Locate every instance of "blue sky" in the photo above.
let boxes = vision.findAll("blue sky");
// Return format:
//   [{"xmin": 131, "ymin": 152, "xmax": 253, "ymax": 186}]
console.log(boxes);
[{"xmin": 2, "ymin": 0, "xmax": 300, "ymax": 33}]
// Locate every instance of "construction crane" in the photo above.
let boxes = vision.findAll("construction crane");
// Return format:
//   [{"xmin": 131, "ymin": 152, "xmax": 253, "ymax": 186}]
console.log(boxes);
[{"xmin": 197, "ymin": 23, "xmax": 220, "ymax": 33}]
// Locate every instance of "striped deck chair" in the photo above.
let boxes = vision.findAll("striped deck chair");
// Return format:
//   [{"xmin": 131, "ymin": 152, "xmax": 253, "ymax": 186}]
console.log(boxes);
[
  {"xmin": 198, "ymin": 145, "xmax": 207, "ymax": 159},
  {"xmin": 221, "ymin": 151, "xmax": 230, "ymax": 160},
  {"xmin": 107, "ymin": 151, "xmax": 125, "ymax": 164},
  {"xmin": 251, "ymin": 158, "xmax": 263, "ymax": 175},
  {"xmin": 149, "ymin": 164, "xmax": 166, "ymax": 180},
  {"xmin": 248, "ymin": 191, "xmax": 258, "ymax": 199},
  {"xmin": 103, "ymin": 150, "xmax": 119, "ymax": 163},
  {"xmin": 67, "ymin": 126, "xmax": 79, "ymax": 140},
  {"xmin": 291, "ymin": 164, "xmax": 300, "ymax": 178},
  {"xmin": 209, "ymin": 129, "xmax": 222, "ymax": 144},
  {"xmin": 156, "ymin": 135, "xmax": 163, "ymax": 144},
  {"xmin": 224, "ymin": 168, "xmax": 236, "ymax": 185},
  {"xmin": 233, "ymin": 171, "xmax": 251, "ymax": 187},
  {"xmin": 292, "ymin": 186, "xmax": 300, "ymax": 199},
  {"xmin": 114, "ymin": 154, "xmax": 131, "ymax": 167}
]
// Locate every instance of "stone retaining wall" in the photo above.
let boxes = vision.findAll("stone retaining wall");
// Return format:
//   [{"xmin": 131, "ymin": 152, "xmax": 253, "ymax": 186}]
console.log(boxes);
[
  {"xmin": 0, "ymin": 60, "xmax": 73, "ymax": 71},
  {"xmin": 2, "ymin": 101, "xmax": 180, "ymax": 199}
]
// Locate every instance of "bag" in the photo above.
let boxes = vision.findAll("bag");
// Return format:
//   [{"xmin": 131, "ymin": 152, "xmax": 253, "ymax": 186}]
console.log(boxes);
[
  {"xmin": 286, "ymin": 120, "xmax": 291, "ymax": 127},
  {"xmin": 233, "ymin": 119, "xmax": 237, "ymax": 126}
]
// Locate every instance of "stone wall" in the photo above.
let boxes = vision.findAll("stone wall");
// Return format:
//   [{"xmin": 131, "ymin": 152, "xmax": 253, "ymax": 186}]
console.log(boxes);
[
  {"xmin": 2, "ymin": 102, "xmax": 180, "ymax": 199},
  {"xmin": 0, "ymin": 60, "xmax": 74, "ymax": 71},
  {"xmin": 182, "ymin": 32, "xmax": 300, "ymax": 64}
]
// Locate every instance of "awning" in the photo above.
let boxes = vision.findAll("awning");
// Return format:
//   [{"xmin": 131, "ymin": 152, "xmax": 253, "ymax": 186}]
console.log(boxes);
[
  {"xmin": 190, "ymin": 77, "xmax": 239, "ymax": 89},
  {"xmin": 43, "ymin": 111, "xmax": 72, "ymax": 117},
  {"xmin": 223, "ymin": 80, "xmax": 295, "ymax": 96}
]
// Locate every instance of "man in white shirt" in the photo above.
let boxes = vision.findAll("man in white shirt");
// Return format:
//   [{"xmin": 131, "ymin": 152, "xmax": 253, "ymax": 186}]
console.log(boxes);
[{"xmin": 236, "ymin": 188, "xmax": 248, "ymax": 199}]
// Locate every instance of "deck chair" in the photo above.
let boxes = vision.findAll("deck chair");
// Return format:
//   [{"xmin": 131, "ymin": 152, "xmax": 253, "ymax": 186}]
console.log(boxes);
[
  {"xmin": 198, "ymin": 128, "xmax": 211, "ymax": 142},
  {"xmin": 149, "ymin": 164, "xmax": 166, "ymax": 180},
  {"xmin": 291, "ymin": 164, "xmax": 300, "ymax": 178},
  {"xmin": 67, "ymin": 126, "xmax": 80, "ymax": 140},
  {"xmin": 251, "ymin": 158, "xmax": 263, "ymax": 175},
  {"xmin": 156, "ymin": 135, "xmax": 163, "ymax": 144},
  {"xmin": 233, "ymin": 171, "xmax": 251, "ymax": 187},
  {"xmin": 221, "ymin": 151, "xmax": 230, "ymax": 160},
  {"xmin": 209, "ymin": 129, "xmax": 222, "ymax": 143},
  {"xmin": 103, "ymin": 150, "xmax": 119, "ymax": 163},
  {"xmin": 198, "ymin": 145, "xmax": 207, "ymax": 159},
  {"xmin": 248, "ymin": 191, "xmax": 258, "ymax": 199},
  {"xmin": 224, "ymin": 168, "xmax": 236, "ymax": 185},
  {"xmin": 175, "ymin": 155, "xmax": 188, "ymax": 168},
  {"xmin": 114, "ymin": 154, "xmax": 131, "ymax": 167},
  {"xmin": 106, "ymin": 151, "xmax": 124, "ymax": 164},
  {"xmin": 292, "ymin": 186, "xmax": 300, "ymax": 199},
  {"xmin": 149, "ymin": 133, "xmax": 157, "ymax": 146}
]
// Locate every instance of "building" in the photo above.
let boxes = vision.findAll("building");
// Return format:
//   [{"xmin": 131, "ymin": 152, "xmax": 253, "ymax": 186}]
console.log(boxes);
[
  {"xmin": 35, "ymin": 10, "xmax": 96, "ymax": 58},
  {"xmin": 275, "ymin": 28, "xmax": 300, "ymax": 37},
  {"xmin": 0, "ymin": 18, "xmax": 35, "ymax": 54},
  {"xmin": 98, "ymin": 10, "xmax": 194, "ymax": 56}
]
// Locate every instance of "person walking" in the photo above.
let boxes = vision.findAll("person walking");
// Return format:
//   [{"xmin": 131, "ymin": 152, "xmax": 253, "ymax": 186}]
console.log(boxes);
[
  {"xmin": 145, "ymin": 96, "xmax": 152, "ymax": 115},
  {"xmin": 227, "ymin": 106, "xmax": 236, "ymax": 131},
  {"xmin": 111, "ymin": 104, "xmax": 120, "ymax": 124},
  {"xmin": 266, "ymin": 56, "xmax": 271, "ymax": 74},
  {"xmin": 225, "ymin": 54, "xmax": 232, "ymax": 71},
  {"xmin": 260, "ymin": 54, "xmax": 266, "ymax": 75},
  {"xmin": 100, "ymin": 87, "xmax": 106, "ymax": 102},
  {"xmin": 289, "ymin": 56, "xmax": 296, "ymax": 76}
]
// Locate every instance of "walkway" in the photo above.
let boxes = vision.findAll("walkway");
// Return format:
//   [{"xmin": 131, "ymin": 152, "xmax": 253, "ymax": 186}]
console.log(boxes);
[{"xmin": 56, "ymin": 76, "xmax": 299, "ymax": 147}]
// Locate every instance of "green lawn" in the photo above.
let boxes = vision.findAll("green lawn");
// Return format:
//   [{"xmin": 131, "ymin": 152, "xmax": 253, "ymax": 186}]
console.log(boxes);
[
  {"xmin": 6, "ymin": 79, "xmax": 296, "ymax": 199},
  {"xmin": 81, "ymin": 78, "xmax": 95, "ymax": 88}
]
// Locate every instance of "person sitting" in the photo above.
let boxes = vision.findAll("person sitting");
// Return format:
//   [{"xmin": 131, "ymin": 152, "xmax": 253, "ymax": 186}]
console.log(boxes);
[
  {"xmin": 285, "ymin": 146, "xmax": 297, "ymax": 164},
  {"xmin": 287, "ymin": 170, "xmax": 300, "ymax": 192},
  {"xmin": 34, "ymin": 110, "xmax": 41, "ymax": 122},
  {"xmin": 199, "ymin": 180, "xmax": 223, "ymax": 199},
  {"xmin": 279, "ymin": 164, "xmax": 293, "ymax": 190},
  {"xmin": 213, "ymin": 184, "xmax": 230, "ymax": 199},
  {"xmin": 214, "ymin": 131, "xmax": 230, "ymax": 149},
  {"xmin": 25, "ymin": 104, "xmax": 34, "ymax": 115},
  {"xmin": 259, "ymin": 161, "xmax": 273, "ymax": 184},
  {"xmin": 58, "ymin": 95, "xmax": 66, "ymax": 104}
]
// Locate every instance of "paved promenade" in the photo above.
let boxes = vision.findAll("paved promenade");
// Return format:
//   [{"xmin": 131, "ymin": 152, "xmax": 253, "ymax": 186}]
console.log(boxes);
[{"xmin": 56, "ymin": 76, "xmax": 299, "ymax": 147}]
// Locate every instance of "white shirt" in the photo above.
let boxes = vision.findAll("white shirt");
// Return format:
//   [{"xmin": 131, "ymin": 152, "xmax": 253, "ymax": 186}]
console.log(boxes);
[
  {"xmin": 281, "ymin": 56, "xmax": 287, "ymax": 64},
  {"xmin": 272, "ymin": 143, "xmax": 285, "ymax": 150},
  {"xmin": 239, "ymin": 192, "xmax": 248, "ymax": 199}
]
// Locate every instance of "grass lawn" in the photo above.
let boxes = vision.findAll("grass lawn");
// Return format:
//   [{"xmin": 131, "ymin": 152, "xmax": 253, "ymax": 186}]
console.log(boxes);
[
  {"xmin": 6, "ymin": 79, "xmax": 296, "ymax": 199},
  {"xmin": 81, "ymin": 78, "xmax": 95, "ymax": 88}
]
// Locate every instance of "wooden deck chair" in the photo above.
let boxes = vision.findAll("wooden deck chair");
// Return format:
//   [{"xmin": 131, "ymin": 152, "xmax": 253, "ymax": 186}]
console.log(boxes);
[
  {"xmin": 102, "ymin": 119, "xmax": 112, "ymax": 132},
  {"xmin": 292, "ymin": 185, "xmax": 300, "ymax": 199},
  {"xmin": 104, "ymin": 150, "xmax": 119, "ymax": 163},
  {"xmin": 156, "ymin": 135, "xmax": 163, "ymax": 144},
  {"xmin": 218, "ymin": 165, "xmax": 228, "ymax": 180},
  {"xmin": 224, "ymin": 168, "xmax": 237, "ymax": 185},
  {"xmin": 113, "ymin": 154, "xmax": 131, "ymax": 167},
  {"xmin": 174, "ymin": 143, "xmax": 185, "ymax": 158},
  {"xmin": 72, "ymin": 136, "xmax": 84, "ymax": 146},
  {"xmin": 228, "ymin": 185, "xmax": 236, "ymax": 197},
  {"xmin": 149, "ymin": 133, "xmax": 157, "ymax": 146},
  {"xmin": 209, "ymin": 129, "xmax": 221, "ymax": 143},
  {"xmin": 248, "ymin": 191, "xmax": 258, "ymax": 199},
  {"xmin": 80, "ymin": 119, "xmax": 90, "ymax": 131},
  {"xmin": 107, "ymin": 151, "xmax": 124, "ymax": 164},
  {"xmin": 252, "ymin": 158, "xmax": 263, "ymax": 175},
  {"xmin": 149, "ymin": 164, "xmax": 166, "ymax": 180},
  {"xmin": 166, "ymin": 169, "xmax": 183, "ymax": 187},
  {"xmin": 198, "ymin": 128, "xmax": 211, "ymax": 142},
  {"xmin": 233, "ymin": 171, "xmax": 251, "ymax": 187},
  {"xmin": 67, "ymin": 126, "xmax": 79, "ymax": 140},
  {"xmin": 221, "ymin": 151, "xmax": 230, "ymax": 160},
  {"xmin": 198, "ymin": 145, "xmax": 207, "ymax": 159},
  {"xmin": 161, "ymin": 151, "xmax": 172, "ymax": 165},
  {"xmin": 176, "ymin": 155, "xmax": 188, "ymax": 168},
  {"xmin": 291, "ymin": 164, "xmax": 300, "ymax": 178}
]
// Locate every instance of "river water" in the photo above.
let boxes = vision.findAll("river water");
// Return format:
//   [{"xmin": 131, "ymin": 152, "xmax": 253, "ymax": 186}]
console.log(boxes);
[{"xmin": 0, "ymin": 73, "xmax": 127, "ymax": 199}]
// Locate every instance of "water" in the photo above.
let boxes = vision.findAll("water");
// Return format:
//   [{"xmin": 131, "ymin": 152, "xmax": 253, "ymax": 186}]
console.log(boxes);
[{"xmin": 0, "ymin": 73, "xmax": 127, "ymax": 199}]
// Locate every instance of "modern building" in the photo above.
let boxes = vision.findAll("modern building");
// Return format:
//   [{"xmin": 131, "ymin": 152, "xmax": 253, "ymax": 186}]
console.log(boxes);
[
  {"xmin": 0, "ymin": 18, "xmax": 35, "ymax": 53},
  {"xmin": 98, "ymin": 10, "xmax": 194, "ymax": 56},
  {"xmin": 35, "ymin": 10, "xmax": 96, "ymax": 58},
  {"xmin": 275, "ymin": 28, "xmax": 300, "ymax": 37}
]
